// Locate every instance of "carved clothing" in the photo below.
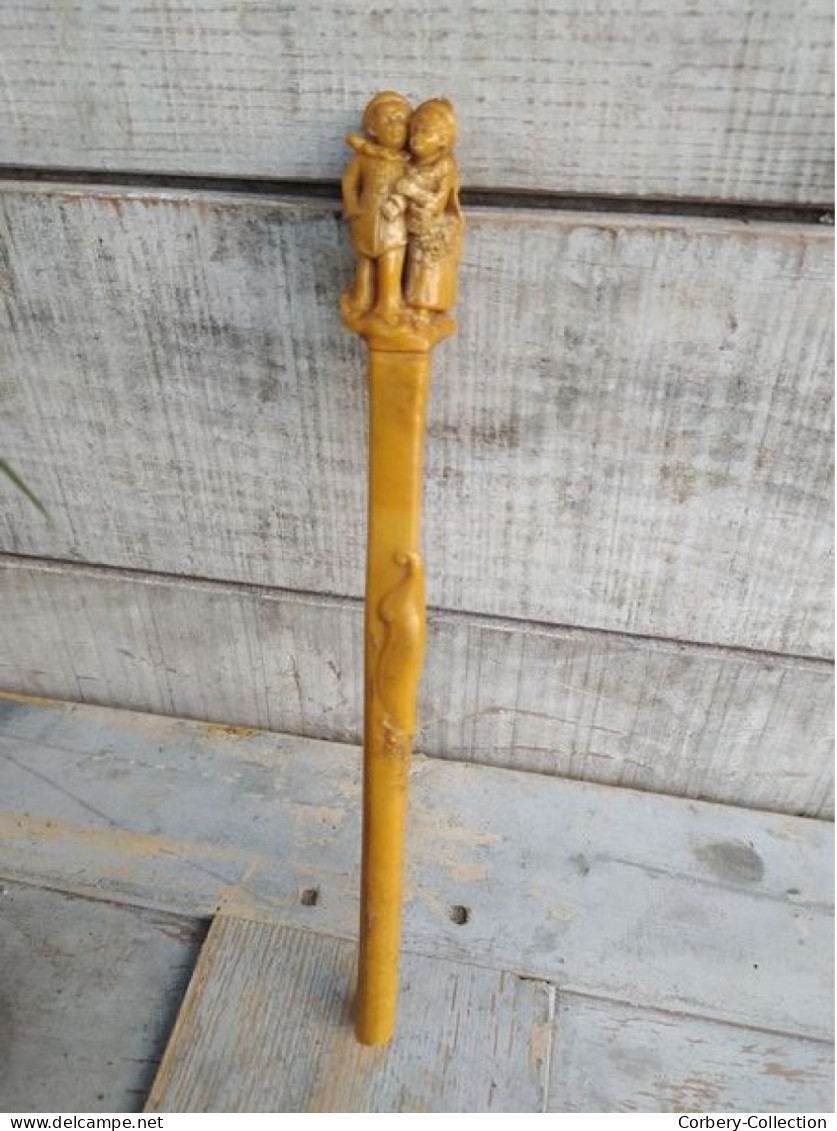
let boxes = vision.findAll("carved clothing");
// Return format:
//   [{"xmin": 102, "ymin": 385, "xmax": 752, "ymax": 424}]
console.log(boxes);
[
  {"xmin": 398, "ymin": 155, "xmax": 463, "ymax": 312},
  {"xmin": 343, "ymin": 135, "xmax": 408, "ymax": 259}
]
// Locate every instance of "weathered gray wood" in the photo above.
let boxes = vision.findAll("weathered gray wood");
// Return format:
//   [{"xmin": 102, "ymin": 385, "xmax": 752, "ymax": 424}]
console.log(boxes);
[
  {"xmin": 9, "ymin": 886, "xmax": 827, "ymax": 1116},
  {"xmin": 0, "ymin": 878, "xmax": 204, "ymax": 1113},
  {"xmin": 0, "ymin": 1, "xmax": 832, "ymax": 204},
  {"xmin": 147, "ymin": 916, "xmax": 832, "ymax": 1114},
  {"xmin": 146, "ymin": 917, "xmax": 552, "ymax": 1113},
  {"xmin": 548, "ymin": 995, "xmax": 834, "ymax": 1113},
  {"xmin": 0, "ymin": 696, "xmax": 832, "ymax": 1040},
  {"xmin": 1, "ymin": 185, "xmax": 832, "ymax": 657},
  {"xmin": 1, "ymin": 555, "xmax": 833, "ymax": 817}
]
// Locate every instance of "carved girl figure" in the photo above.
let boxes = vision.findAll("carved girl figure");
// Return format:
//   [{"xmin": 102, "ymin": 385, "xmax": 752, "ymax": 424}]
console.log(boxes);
[
  {"xmin": 341, "ymin": 91, "xmax": 412, "ymax": 321},
  {"xmin": 396, "ymin": 98, "xmax": 463, "ymax": 319}
]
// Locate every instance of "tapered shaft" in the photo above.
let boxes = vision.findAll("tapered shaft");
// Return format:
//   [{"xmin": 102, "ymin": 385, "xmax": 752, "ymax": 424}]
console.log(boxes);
[
  {"xmin": 340, "ymin": 89, "xmax": 463, "ymax": 1046},
  {"xmin": 355, "ymin": 347, "xmax": 430, "ymax": 1045}
]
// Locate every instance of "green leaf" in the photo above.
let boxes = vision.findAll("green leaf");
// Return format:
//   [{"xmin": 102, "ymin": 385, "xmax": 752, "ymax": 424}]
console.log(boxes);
[{"xmin": 0, "ymin": 459, "xmax": 49, "ymax": 519}]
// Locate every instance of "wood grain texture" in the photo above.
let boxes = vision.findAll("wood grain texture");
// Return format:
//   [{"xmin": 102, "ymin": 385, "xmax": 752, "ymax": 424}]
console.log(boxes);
[
  {"xmin": 1, "ymin": 185, "xmax": 833, "ymax": 657},
  {"xmin": 0, "ymin": 1, "xmax": 832, "ymax": 204},
  {"xmin": 146, "ymin": 917, "xmax": 552, "ymax": 1112},
  {"xmin": 0, "ymin": 696, "xmax": 832, "ymax": 1040},
  {"xmin": 547, "ymin": 995, "xmax": 834, "ymax": 1113},
  {"xmin": 0, "ymin": 879, "xmax": 204, "ymax": 1113},
  {"xmin": 146, "ymin": 917, "xmax": 832, "ymax": 1114},
  {"xmin": 2, "ymin": 556, "xmax": 833, "ymax": 817}
]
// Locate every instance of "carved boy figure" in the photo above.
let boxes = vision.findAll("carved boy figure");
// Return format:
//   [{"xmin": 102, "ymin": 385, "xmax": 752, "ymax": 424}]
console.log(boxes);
[{"xmin": 341, "ymin": 91, "xmax": 412, "ymax": 321}]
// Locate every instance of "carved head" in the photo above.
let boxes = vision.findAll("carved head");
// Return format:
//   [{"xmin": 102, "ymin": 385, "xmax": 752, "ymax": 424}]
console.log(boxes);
[
  {"xmin": 362, "ymin": 91, "xmax": 412, "ymax": 151},
  {"xmin": 409, "ymin": 98, "xmax": 457, "ymax": 162}
]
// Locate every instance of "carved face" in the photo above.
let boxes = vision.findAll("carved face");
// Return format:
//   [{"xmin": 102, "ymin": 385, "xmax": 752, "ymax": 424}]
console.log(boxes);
[
  {"xmin": 409, "ymin": 111, "xmax": 450, "ymax": 161},
  {"xmin": 369, "ymin": 102, "xmax": 410, "ymax": 149}
]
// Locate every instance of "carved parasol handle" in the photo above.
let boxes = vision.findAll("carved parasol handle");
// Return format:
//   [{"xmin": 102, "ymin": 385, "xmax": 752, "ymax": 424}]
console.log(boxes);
[{"xmin": 339, "ymin": 91, "xmax": 463, "ymax": 1044}]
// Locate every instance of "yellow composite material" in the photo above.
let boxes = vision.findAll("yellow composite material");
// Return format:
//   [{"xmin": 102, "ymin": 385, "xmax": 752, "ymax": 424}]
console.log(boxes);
[{"xmin": 340, "ymin": 91, "xmax": 463, "ymax": 1045}]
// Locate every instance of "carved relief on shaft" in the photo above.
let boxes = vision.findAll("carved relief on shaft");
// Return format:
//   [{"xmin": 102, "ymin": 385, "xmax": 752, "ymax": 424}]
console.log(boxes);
[{"xmin": 369, "ymin": 550, "xmax": 426, "ymax": 758}]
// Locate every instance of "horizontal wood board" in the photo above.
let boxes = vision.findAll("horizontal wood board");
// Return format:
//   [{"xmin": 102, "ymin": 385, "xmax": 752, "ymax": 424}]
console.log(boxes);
[
  {"xmin": 2, "ymin": 556, "xmax": 833, "ymax": 817},
  {"xmin": 0, "ymin": 696, "xmax": 832, "ymax": 1040},
  {"xmin": 6, "ymin": 885, "xmax": 827, "ymax": 1115},
  {"xmin": 1, "ymin": 185, "xmax": 833, "ymax": 658},
  {"xmin": 146, "ymin": 916, "xmax": 552, "ymax": 1113},
  {"xmin": 0, "ymin": 1, "xmax": 832, "ymax": 204},
  {"xmin": 548, "ymin": 994, "xmax": 834, "ymax": 1113},
  {"xmin": 0, "ymin": 878, "xmax": 204, "ymax": 1113},
  {"xmin": 147, "ymin": 916, "xmax": 833, "ymax": 1113}
]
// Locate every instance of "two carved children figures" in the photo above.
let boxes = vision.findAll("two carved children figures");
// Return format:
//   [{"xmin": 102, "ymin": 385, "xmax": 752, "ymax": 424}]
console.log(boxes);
[{"xmin": 341, "ymin": 92, "xmax": 463, "ymax": 327}]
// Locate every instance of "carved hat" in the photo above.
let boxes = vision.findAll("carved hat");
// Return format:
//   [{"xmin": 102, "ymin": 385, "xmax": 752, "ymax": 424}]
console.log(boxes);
[{"xmin": 362, "ymin": 90, "xmax": 412, "ymax": 137}]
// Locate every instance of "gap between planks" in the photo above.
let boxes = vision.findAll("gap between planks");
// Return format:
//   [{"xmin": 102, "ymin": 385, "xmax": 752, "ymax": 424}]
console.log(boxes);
[
  {"xmin": 143, "ymin": 914, "xmax": 833, "ymax": 1113},
  {"xmin": 3, "ymin": 553, "xmax": 833, "ymax": 818},
  {"xmin": 1, "ymin": 185, "xmax": 831, "ymax": 661},
  {"xmin": 2, "ymin": 551, "xmax": 833, "ymax": 669},
  {"xmin": 0, "ymin": 866, "xmax": 831, "ymax": 1050},
  {"xmin": 4, "ymin": 867, "xmax": 832, "ymax": 1060},
  {"xmin": 0, "ymin": 0, "xmax": 831, "ymax": 205},
  {"xmin": 0, "ymin": 166, "xmax": 832, "ymax": 225},
  {"xmin": 6, "ymin": 875, "xmax": 829, "ymax": 1113},
  {"xmin": 0, "ymin": 696, "xmax": 832, "ymax": 1043}
]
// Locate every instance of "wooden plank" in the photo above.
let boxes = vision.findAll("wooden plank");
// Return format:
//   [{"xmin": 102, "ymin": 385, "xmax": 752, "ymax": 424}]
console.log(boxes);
[
  {"xmin": 0, "ymin": 1, "xmax": 832, "ymax": 204},
  {"xmin": 1, "ymin": 185, "xmax": 833, "ymax": 658},
  {"xmin": 0, "ymin": 696, "xmax": 831, "ymax": 1040},
  {"xmin": 146, "ymin": 916, "xmax": 552, "ymax": 1112},
  {"xmin": 9, "ymin": 882, "xmax": 827, "ymax": 1115},
  {"xmin": 1, "ymin": 556, "xmax": 833, "ymax": 817},
  {"xmin": 548, "ymin": 995, "xmax": 834, "ymax": 1113},
  {"xmin": 0, "ymin": 878, "xmax": 204, "ymax": 1113}
]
